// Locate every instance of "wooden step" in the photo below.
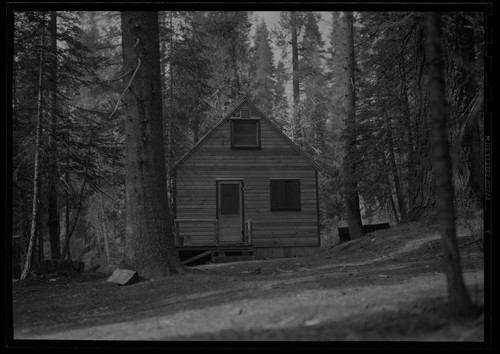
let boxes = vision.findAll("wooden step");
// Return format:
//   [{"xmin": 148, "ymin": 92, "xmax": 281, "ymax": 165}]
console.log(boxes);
[
  {"xmin": 213, "ymin": 255, "xmax": 255, "ymax": 264},
  {"xmin": 213, "ymin": 250, "xmax": 253, "ymax": 257}
]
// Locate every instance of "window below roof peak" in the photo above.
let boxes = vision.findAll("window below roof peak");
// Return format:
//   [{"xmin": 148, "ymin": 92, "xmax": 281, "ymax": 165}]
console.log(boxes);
[{"xmin": 230, "ymin": 118, "xmax": 261, "ymax": 149}]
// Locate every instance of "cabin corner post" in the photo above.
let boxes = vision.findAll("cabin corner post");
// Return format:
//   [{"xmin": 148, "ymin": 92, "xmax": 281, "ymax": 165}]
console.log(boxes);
[{"xmin": 246, "ymin": 218, "xmax": 253, "ymax": 245}]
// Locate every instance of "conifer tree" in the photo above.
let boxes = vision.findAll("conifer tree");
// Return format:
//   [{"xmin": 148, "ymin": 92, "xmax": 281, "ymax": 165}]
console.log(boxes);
[
  {"xmin": 20, "ymin": 13, "xmax": 46, "ymax": 279},
  {"xmin": 272, "ymin": 60, "xmax": 290, "ymax": 131},
  {"xmin": 47, "ymin": 11, "xmax": 61, "ymax": 260},
  {"xmin": 343, "ymin": 11, "xmax": 364, "ymax": 239},
  {"xmin": 120, "ymin": 11, "xmax": 182, "ymax": 278},
  {"xmin": 300, "ymin": 12, "xmax": 327, "ymax": 151},
  {"xmin": 251, "ymin": 19, "xmax": 275, "ymax": 116},
  {"xmin": 274, "ymin": 11, "xmax": 306, "ymax": 141},
  {"xmin": 425, "ymin": 11, "xmax": 476, "ymax": 317}
]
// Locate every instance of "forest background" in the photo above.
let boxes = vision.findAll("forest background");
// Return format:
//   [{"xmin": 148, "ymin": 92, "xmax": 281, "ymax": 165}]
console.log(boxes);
[{"xmin": 10, "ymin": 9, "xmax": 487, "ymax": 277}]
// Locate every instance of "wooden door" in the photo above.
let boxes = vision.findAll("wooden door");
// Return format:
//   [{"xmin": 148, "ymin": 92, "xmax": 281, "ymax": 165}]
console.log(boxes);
[{"xmin": 217, "ymin": 181, "xmax": 243, "ymax": 243}]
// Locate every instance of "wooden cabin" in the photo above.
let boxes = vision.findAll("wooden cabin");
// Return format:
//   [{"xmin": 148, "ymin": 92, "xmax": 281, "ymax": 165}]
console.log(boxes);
[{"xmin": 173, "ymin": 98, "xmax": 320, "ymax": 264}]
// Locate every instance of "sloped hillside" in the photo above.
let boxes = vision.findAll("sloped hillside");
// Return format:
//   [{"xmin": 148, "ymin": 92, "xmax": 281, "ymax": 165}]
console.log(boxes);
[{"xmin": 12, "ymin": 220, "xmax": 485, "ymax": 342}]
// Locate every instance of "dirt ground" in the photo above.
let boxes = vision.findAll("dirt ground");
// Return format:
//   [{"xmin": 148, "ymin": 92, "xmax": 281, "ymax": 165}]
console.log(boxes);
[{"xmin": 10, "ymin": 220, "xmax": 487, "ymax": 346}]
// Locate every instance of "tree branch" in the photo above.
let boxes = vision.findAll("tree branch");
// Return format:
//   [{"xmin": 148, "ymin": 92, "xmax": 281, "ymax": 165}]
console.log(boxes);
[{"xmin": 109, "ymin": 57, "xmax": 142, "ymax": 120}]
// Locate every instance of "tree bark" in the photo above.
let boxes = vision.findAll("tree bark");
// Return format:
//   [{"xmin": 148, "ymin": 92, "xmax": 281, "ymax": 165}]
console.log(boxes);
[
  {"xmin": 100, "ymin": 193, "xmax": 110, "ymax": 264},
  {"xmin": 291, "ymin": 11, "xmax": 302, "ymax": 141},
  {"xmin": 425, "ymin": 12, "xmax": 475, "ymax": 316},
  {"xmin": 121, "ymin": 11, "xmax": 182, "ymax": 278},
  {"xmin": 405, "ymin": 23, "xmax": 437, "ymax": 221},
  {"xmin": 21, "ymin": 17, "xmax": 46, "ymax": 279},
  {"xmin": 343, "ymin": 11, "xmax": 364, "ymax": 239},
  {"xmin": 47, "ymin": 11, "xmax": 61, "ymax": 260},
  {"xmin": 399, "ymin": 50, "xmax": 415, "ymax": 161},
  {"xmin": 381, "ymin": 151, "xmax": 400, "ymax": 223},
  {"xmin": 159, "ymin": 11, "xmax": 175, "ymax": 215},
  {"xmin": 449, "ymin": 13, "xmax": 483, "ymax": 211},
  {"xmin": 167, "ymin": 11, "xmax": 175, "ymax": 207},
  {"xmin": 36, "ymin": 207, "xmax": 44, "ymax": 263},
  {"xmin": 398, "ymin": 52, "xmax": 416, "ymax": 212},
  {"xmin": 384, "ymin": 112, "xmax": 408, "ymax": 219},
  {"xmin": 62, "ymin": 132, "xmax": 71, "ymax": 260}
]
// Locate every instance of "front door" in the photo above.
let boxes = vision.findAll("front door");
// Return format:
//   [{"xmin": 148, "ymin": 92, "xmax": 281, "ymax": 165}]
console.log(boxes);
[{"xmin": 217, "ymin": 180, "xmax": 243, "ymax": 243}]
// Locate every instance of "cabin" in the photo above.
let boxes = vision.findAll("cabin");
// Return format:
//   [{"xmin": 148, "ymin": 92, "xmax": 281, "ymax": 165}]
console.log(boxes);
[{"xmin": 173, "ymin": 98, "xmax": 320, "ymax": 265}]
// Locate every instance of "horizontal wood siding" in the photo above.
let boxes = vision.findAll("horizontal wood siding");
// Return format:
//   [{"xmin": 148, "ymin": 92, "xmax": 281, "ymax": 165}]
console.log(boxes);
[
  {"xmin": 176, "ymin": 107, "xmax": 319, "ymax": 247},
  {"xmin": 176, "ymin": 221, "xmax": 215, "ymax": 245}
]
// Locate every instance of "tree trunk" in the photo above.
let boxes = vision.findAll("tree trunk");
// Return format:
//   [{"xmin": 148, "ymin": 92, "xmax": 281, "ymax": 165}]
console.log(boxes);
[
  {"xmin": 159, "ymin": 11, "xmax": 175, "ymax": 215},
  {"xmin": 406, "ymin": 113, "xmax": 435, "ymax": 221},
  {"xmin": 384, "ymin": 112, "xmax": 408, "ymax": 219},
  {"xmin": 21, "ymin": 17, "xmax": 46, "ymax": 279},
  {"xmin": 167, "ymin": 11, "xmax": 175, "ymax": 208},
  {"xmin": 62, "ymin": 134, "xmax": 71, "ymax": 260},
  {"xmin": 100, "ymin": 193, "xmax": 110, "ymax": 264},
  {"xmin": 96, "ymin": 219, "xmax": 102, "ymax": 260},
  {"xmin": 63, "ymin": 186, "xmax": 71, "ymax": 260},
  {"xmin": 343, "ymin": 11, "xmax": 364, "ymax": 240},
  {"xmin": 47, "ymin": 11, "xmax": 61, "ymax": 260},
  {"xmin": 398, "ymin": 53, "xmax": 416, "ymax": 214},
  {"xmin": 121, "ymin": 11, "xmax": 182, "ymax": 278},
  {"xmin": 425, "ymin": 12, "xmax": 475, "ymax": 316},
  {"xmin": 448, "ymin": 13, "xmax": 483, "ymax": 212},
  {"xmin": 405, "ymin": 23, "xmax": 437, "ymax": 221},
  {"xmin": 291, "ymin": 11, "xmax": 301, "ymax": 141},
  {"xmin": 399, "ymin": 52, "xmax": 415, "ymax": 162},
  {"xmin": 381, "ymin": 152, "xmax": 400, "ymax": 223},
  {"xmin": 36, "ymin": 208, "xmax": 44, "ymax": 263}
]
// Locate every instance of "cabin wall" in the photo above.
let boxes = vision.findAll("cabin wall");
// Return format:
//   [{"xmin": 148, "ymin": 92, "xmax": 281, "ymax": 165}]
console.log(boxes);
[{"xmin": 175, "ymin": 104, "xmax": 319, "ymax": 248}]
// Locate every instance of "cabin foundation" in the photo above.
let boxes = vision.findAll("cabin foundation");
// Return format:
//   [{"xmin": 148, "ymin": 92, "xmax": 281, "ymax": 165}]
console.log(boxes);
[{"xmin": 177, "ymin": 245, "xmax": 320, "ymax": 266}]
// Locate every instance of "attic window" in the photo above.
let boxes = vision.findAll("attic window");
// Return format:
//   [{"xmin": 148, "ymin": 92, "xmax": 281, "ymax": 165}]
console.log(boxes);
[
  {"xmin": 270, "ymin": 179, "xmax": 301, "ymax": 211},
  {"xmin": 231, "ymin": 119, "xmax": 260, "ymax": 149}
]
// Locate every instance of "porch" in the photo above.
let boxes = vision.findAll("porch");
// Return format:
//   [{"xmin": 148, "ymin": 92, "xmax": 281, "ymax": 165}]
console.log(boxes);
[
  {"xmin": 176, "ymin": 245, "xmax": 255, "ymax": 266},
  {"xmin": 173, "ymin": 218, "xmax": 253, "ymax": 247}
]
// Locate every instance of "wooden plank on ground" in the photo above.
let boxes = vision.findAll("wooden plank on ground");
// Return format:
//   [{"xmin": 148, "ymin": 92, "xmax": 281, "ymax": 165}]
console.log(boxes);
[
  {"xmin": 107, "ymin": 269, "xmax": 139, "ymax": 285},
  {"xmin": 181, "ymin": 250, "xmax": 212, "ymax": 265}
]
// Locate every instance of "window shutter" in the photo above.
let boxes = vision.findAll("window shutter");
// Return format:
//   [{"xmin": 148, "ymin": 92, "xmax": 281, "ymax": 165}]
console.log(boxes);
[
  {"xmin": 270, "ymin": 180, "xmax": 279, "ymax": 210},
  {"xmin": 270, "ymin": 180, "xmax": 286, "ymax": 210},
  {"xmin": 270, "ymin": 179, "xmax": 301, "ymax": 211},
  {"xmin": 286, "ymin": 180, "xmax": 301, "ymax": 209}
]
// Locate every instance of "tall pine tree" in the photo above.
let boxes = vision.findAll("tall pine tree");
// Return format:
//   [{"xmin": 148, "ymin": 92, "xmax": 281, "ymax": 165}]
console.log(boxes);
[
  {"xmin": 300, "ymin": 12, "xmax": 328, "ymax": 152},
  {"xmin": 250, "ymin": 19, "xmax": 275, "ymax": 116},
  {"xmin": 120, "ymin": 11, "xmax": 182, "ymax": 278},
  {"xmin": 343, "ymin": 11, "xmax": 364, "ymax": 239}
]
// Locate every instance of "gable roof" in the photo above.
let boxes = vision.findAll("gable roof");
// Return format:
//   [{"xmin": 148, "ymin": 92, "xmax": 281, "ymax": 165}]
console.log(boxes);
[{"xmin": 174, "ymin": 97, "xmax": 320, "ymax": 171}]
